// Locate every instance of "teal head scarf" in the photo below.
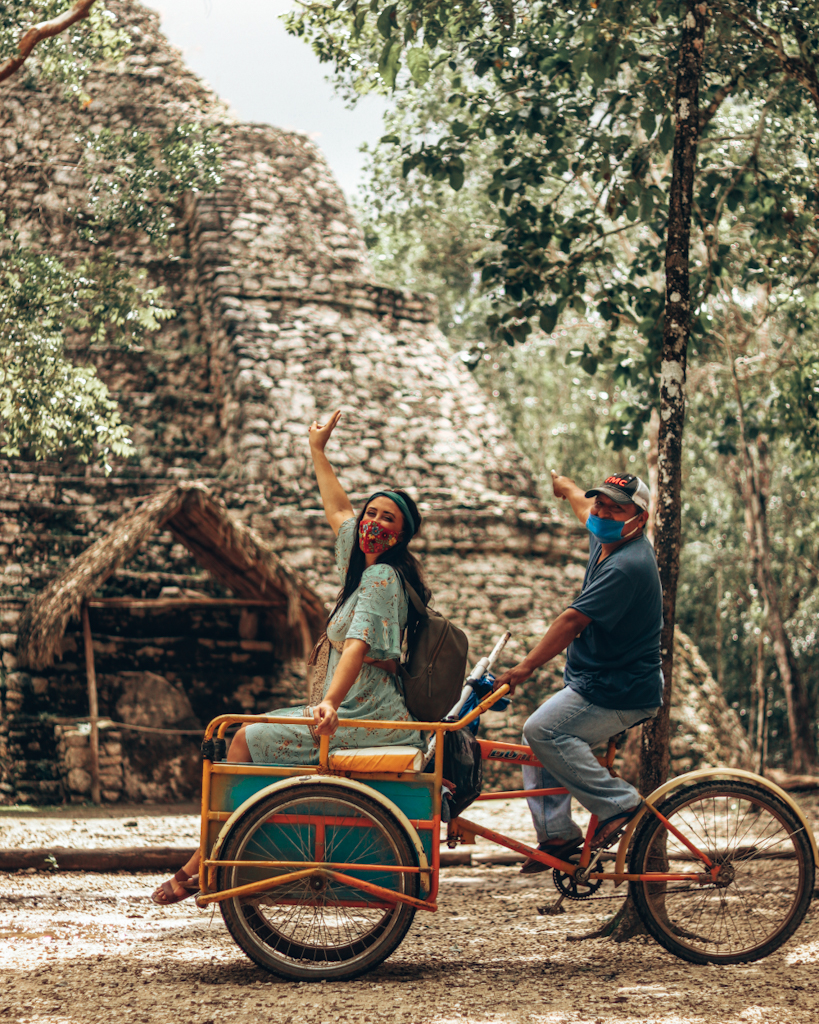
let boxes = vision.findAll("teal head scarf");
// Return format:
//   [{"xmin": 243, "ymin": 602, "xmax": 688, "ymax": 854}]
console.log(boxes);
[{"xmin": 369, "ymin": 491, "xmax": 417, "ymax": 538}]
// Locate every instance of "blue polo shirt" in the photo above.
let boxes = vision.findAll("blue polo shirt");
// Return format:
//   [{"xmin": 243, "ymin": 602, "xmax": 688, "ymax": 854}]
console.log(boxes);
[{"xmin": 564, "ymin": 532, "xmax": 663, "ymax": 710}]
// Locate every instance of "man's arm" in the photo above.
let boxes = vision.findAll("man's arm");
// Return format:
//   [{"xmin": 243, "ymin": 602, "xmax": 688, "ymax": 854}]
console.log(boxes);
[
  {"xmin": 551, "ymin": 470, "xmax": 594, "ymax": 525},
  {"xmin": 494, "ymin": 607, "xmax": 592, "ymax": 695}
]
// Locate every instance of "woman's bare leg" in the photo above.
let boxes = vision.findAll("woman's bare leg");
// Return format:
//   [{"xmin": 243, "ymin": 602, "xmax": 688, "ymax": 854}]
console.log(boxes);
[
  {"xmin": 227, "ymin": 724, "xmax": 251, "ymax": 763},
  {"xmin": 153, "ymin": 726, "xmax": 251, "ymax": 899}
]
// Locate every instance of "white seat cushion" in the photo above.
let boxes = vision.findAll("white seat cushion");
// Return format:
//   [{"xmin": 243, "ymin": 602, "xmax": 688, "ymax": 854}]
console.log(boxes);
[{"xmin": 329, "ymin": 745, "xmax": 424, "ymax": 773}]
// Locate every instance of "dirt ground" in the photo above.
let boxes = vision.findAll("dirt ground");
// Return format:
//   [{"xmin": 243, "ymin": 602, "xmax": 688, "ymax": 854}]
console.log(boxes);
[{"xmin": 2, "ymin": 797, "xmax": 818, "ymax": 1024}]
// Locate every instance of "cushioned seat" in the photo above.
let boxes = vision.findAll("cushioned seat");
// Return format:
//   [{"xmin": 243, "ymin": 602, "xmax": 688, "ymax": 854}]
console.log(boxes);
[{"xmin": 328, "ymin": 745, "xmax": 424, "ymax": 773}]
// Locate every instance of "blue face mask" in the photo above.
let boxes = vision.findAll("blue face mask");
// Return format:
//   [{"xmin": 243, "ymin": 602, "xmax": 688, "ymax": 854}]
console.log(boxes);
[{"xmin": 586, "ymin": 512, "xmax": 641, "ymax": 543}]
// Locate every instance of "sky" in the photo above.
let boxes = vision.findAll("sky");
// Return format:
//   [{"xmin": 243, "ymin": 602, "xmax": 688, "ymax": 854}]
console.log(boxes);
[{"xmin": 145, "ymin": 0, "xmax": 387, "ymax": 198}]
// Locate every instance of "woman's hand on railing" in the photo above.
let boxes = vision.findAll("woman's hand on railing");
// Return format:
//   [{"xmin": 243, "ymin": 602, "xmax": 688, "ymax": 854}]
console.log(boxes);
[{"xmin": 313, "ymin": 699, "xmax": 339, "ymax": 737}]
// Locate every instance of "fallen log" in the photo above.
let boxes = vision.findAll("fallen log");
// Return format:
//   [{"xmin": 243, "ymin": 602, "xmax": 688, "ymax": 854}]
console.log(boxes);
[
  {"xmin": 0, "ymin": 846, "xmax": 195, "ymax": 872},
  {"xmin": 3, "ymin": 846, "xmax": 621, "ymax": 872},
  {"xmin": 0, "ymin": 846, "xmax": 521, "ymax": 871},
  {"xmin": 764, "ymin": 769, "xmax": 819, "ymax": 792}
]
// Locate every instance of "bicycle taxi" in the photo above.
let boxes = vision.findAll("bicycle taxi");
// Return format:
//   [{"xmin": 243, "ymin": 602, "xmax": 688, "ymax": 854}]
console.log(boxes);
[{"xmin": 194, "ymin": 634, "xmax": 817, "ymax": 980}]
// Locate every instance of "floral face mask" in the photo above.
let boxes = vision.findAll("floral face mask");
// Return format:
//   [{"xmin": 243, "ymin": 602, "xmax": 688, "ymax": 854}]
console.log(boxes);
[{"xmin": 358, "ymin": 519, "xmax": 400, "ymax": 555}]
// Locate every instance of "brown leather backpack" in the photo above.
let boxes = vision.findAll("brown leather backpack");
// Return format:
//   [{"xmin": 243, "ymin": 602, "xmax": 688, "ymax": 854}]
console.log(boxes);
[{"xmin": 396, "ymin": 572, "xmax": 469, "ymax": 722}]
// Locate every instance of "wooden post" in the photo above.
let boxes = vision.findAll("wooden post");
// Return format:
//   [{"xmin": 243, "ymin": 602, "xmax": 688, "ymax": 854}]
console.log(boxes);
[{"xmin": 81, "ymin": 603, "xmax": 101, "ymax": 805}]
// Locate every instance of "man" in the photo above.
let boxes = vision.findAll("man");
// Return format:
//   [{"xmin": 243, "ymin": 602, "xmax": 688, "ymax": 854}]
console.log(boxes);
[{"xmin": 494, "ymin": 470, "xmax": 663, "ymax": 871}]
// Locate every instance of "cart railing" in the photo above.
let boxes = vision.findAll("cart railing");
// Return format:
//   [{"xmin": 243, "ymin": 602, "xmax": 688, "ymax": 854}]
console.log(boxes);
[{"xmin": 197, "ymin": 681, "xmax": 513, "ymax": 902}]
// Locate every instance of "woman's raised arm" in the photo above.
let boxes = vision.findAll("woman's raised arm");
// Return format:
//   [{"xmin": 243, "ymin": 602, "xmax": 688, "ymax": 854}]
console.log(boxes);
[{"xmin": 309, "ymin": 409, "xmax": 355, "ymax": 536}]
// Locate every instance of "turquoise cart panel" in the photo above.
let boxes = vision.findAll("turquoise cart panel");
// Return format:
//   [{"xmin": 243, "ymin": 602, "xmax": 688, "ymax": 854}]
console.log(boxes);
[{"xmin": 210, "ymin": 769, "xmax": 435, "ymax": 863}]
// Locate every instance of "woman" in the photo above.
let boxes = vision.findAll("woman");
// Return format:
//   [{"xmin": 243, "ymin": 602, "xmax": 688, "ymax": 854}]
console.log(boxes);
[{"xmin": 152, "ymin": 409, "xmax": 428, "ymax": 904}]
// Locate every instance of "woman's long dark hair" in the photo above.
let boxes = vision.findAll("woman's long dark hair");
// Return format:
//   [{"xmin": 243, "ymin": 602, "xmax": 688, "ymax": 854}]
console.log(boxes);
[{"xmin": 331, "ymin": 489, "xmax": 430, "ymax": 652}]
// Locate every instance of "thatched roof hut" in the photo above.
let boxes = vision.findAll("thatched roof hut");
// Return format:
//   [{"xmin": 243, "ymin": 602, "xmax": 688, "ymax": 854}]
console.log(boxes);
[{"xmin": 16, "ymin": 484, "xmax": 327, "ymax": 671}]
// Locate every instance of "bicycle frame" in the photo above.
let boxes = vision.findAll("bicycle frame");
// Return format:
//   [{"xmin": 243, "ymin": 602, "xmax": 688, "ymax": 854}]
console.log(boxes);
[{"xmin": 194, "ymin": 683, "xmax": 748, "ymax": 910}]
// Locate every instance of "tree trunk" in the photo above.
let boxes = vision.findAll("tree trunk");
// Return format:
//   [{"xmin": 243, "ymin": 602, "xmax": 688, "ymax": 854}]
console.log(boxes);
[
  {"xmin": 754, "ymin": 628, "xmax": 768, "ymax": 776},
  {"xmin": 645, "ymin": 407, "xmax": 660, "ymax": 545},
  {"xmin": 716, "ymin": 557, "xmax": 724, "ymax": 692},
  {"xmin": 607, "ymin": 1, "xmax": 707, "ymax": 945},
  {"xmin": 638, "ymin": 0, "xmax": 706, "ymax": 797},
  {"xmin": 715, "ymin": 560, "xmax": 724, "ymax": 689}
]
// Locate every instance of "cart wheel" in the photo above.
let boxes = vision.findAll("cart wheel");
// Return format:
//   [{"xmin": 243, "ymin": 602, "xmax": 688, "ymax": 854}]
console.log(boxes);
[
  {"xmin": 629, "ymin": 780, "xmax": 814, "ymax": 965},
  {"xmin": 217, "ymin": 783, "xmax": 419, "ymax": 981}
]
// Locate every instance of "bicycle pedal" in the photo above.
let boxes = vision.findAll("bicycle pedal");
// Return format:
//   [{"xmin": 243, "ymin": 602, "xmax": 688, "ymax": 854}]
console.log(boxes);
[
  {"xmin": 537, "ymin": 899, "xmax": 566, "ymax": 916},
  {"xmin": 599, "ymin": 827, "xmax": 628, "ymax": 850}
]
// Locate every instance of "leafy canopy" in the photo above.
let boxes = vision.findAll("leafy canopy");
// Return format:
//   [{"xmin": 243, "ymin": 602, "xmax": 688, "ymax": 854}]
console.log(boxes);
[{"xmin": 289, "ymin": 0, "xmax": 819, "ymax": 447}]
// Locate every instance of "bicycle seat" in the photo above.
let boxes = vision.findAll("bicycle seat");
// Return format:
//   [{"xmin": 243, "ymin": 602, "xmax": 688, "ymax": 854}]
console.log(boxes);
[{"xmin": 329, "ymin": 746, "xmax": 424, "ymax": 773}]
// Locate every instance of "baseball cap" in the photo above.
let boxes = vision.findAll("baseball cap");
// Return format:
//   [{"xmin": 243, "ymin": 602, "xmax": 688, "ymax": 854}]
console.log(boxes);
[{"xmin": 585, "ymin": 473, "xmax": 650, "ymax": 511}]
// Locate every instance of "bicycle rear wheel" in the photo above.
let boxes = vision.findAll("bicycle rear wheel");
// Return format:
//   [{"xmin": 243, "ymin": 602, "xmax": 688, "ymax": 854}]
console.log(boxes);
[
  {"xmin": 218, "ymin": 783, "xmax": 419, "ymax": 981},
  {"xmin": 630, "ymin": 780, "xmax": 814, "ymax": 965}
]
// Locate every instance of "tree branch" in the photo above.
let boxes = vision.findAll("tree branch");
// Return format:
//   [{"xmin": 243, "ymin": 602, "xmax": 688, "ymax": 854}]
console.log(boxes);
[
  {"xmin": 0, "ymin": 0, "xmax": 98, "ymax": 85},
  {"xmin": 699, "ymin": 77, "xmax": 739, "ymax": 132}
]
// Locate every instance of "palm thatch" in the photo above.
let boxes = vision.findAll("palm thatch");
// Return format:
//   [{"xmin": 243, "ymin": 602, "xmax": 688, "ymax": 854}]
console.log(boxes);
[{"xmin": 16, "ymin": 484, "xmax": 327, "ymax": 670}]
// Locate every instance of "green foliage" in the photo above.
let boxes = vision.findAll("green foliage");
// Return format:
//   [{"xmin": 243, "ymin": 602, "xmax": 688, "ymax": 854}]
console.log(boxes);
[
  {"xmin": 675, "ymin": 430, "xmax": 819, "ymax": 767},
  {"xmin": 341, "ymin": 3, "xmax": 819, "ymax": 762},
  {"xmin": 291, "ymin": 0, "xmax": 819, "ymax": 448},
  {"xmin": 0, "ymin": 224, "xmax": 176, "ymax": 469},
  {"xmin": 0, "ymin": 3, "xmax": 223, "ymax": 469},
  {"xmin": 0, "ymin": 2, "xmax": 130, "ymax": 101},
  {"xmin": 83, "ymin": 123, "xmax": 223, "ymax": 248}
]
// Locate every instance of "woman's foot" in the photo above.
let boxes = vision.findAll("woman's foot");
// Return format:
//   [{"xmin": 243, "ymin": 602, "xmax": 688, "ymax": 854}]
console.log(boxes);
[{"xmin": 151, "ymin": 869, "xmax": 199, "ymax": 905}]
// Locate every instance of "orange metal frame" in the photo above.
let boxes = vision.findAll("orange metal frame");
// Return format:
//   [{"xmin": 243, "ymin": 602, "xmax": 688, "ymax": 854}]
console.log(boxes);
[{"xmin": 196, "ymin": 684, "xmax": 718, "ymax": 910}]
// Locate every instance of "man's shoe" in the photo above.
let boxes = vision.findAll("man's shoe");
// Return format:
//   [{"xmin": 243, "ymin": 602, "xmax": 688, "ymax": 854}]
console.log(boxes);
[
  {"xmin": 590, "ymin": 802, "xmax": 643, "ymax": 849},
  {"xmin": 520, "ymin": 838, "xmax": 582, "ymax": 874}
]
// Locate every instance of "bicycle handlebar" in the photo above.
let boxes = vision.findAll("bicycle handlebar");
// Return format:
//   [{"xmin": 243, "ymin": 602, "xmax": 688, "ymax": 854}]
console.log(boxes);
[{"xmin": 444, "ymin": 631, "xmax": 512, "ymax": 721}]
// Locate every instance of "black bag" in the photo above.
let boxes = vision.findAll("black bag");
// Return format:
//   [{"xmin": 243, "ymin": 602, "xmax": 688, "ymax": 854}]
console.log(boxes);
[
  {"xmin": 442, "ymin": 729, "xmax": 483, "ymax": 818},
  {"xmin": 396, "ymin": 573, "xmax": 469, "ymax": 721}
]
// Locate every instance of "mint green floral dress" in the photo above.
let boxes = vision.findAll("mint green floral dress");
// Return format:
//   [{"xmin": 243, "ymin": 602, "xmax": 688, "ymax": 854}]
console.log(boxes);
[{"xmin": 245, "ymin": 517, "xmax": 423, "ymax": 764}]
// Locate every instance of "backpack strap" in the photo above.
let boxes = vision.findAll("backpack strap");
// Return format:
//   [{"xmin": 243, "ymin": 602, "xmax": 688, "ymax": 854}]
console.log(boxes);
[{"xmin": 393, "ymin": 567, "xmax": 429, "ymax": 618}]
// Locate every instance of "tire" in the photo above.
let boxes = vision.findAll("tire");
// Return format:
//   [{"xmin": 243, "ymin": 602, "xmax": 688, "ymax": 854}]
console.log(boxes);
[
  {"xmin": 217, "ymin": 783, "xmax": 419, "ymax": 981},
  {"xmin": 629, "ymin": 780, "xmax": 815, "ymax": 965}
]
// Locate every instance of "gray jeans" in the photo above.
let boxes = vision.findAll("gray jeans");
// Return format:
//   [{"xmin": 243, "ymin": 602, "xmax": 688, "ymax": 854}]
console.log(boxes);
[{"xmin": 522, "ymin": 686, "xmax": 659, "ymax": 843}]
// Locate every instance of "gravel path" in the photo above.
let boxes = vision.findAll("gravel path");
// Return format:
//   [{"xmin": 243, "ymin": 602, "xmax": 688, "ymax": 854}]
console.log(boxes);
[{"xmin": 2, "ymin": 797, "xmax": 819, "ymax": 1024}]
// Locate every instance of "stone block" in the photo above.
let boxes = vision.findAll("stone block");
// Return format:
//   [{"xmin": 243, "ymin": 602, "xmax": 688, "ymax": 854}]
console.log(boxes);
[
  {"xmin": 64, "ymin": 747, "xmax": 89, "ymax": 770},
  {"xmin": 66, "ymin": 768, "xmax": 92, "ymax": 794}
]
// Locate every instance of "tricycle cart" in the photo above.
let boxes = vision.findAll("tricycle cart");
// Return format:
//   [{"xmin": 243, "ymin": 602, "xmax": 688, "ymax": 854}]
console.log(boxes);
[{"xmin": 195, "ymin": 638, "xmax": 817, "ymax": 980}]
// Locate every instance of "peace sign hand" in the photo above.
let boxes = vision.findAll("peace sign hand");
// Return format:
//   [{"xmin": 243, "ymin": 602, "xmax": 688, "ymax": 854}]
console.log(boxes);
[{"xmin": 309, "ymin": 409, "xmax": 342, "ymax": 452}]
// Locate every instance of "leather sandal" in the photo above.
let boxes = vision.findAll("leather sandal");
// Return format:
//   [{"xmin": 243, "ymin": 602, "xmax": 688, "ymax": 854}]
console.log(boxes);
[
  {"xmin": 590, "ymin": 802, "xmax": 643, "ymax": 850},
  {"xmin": 520, "ymin": 837, "xmax": 582, "ymax": 874},
  {"xmin": 151, "ymin": 869, "xmax": 199, "ymax": 905}
]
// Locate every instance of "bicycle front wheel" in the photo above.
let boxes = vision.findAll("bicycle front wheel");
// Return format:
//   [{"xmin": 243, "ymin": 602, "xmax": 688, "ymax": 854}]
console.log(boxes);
[
  {"xmin": 217, "ymin": 783, "xmax": 419, "ymax": 981},
  {"xmin": 630, "ymin": 780, "xmax": 814, "ymax": 965}
]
